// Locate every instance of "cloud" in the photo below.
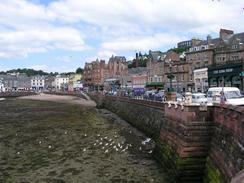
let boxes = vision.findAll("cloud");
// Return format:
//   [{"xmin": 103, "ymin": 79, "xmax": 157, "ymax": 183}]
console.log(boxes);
[
  {"xmin": 0, "ymin": 0, "xmax": 244, "ymax": 62},
  {"xmin": 0, "ymin": 27, "xmax": 88, "ymax": 58},
  {"xmin": 101, "ymin": 33, "xmax": 184, "ymax": 52},
  {"xmin": 97, "ymin": 50, "xmax": 116, "ymax": 60}
]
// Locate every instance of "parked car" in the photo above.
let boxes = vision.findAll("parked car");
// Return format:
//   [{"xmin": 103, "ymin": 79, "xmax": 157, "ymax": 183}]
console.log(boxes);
[
  {"xmin": 154, "ymin": 90, "xmax": 165, "ymax": 101},
  {"xmin": 192, "ymin": 93, "xmax": 207, "ymax": 104},
  {"xmin": 143, "ymin": 90, "xmax": 156, "ymax": 100},
  {"xmin": 207, "ymin": 87, "xmax": 244, "ymax": 106},
  {"xmin": 176, "ymin": 93, "xmax": 185, "ymax": 102}
]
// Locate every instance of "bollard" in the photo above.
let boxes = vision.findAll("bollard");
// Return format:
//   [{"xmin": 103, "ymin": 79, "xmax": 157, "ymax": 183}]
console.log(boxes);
[{"xmin": 185, "ymin": 92, "xmax": 192, "ymax": 104}]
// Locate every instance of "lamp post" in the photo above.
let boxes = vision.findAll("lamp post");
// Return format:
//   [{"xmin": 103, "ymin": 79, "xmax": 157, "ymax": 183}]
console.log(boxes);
[{"xmin": 158, "ymin": 56, "xmax": 176, "ymax": 101}]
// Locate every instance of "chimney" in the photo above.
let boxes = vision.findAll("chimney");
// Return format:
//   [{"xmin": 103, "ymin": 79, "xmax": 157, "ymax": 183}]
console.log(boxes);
[{"xmin": 220, "ymin": 29, "xmax": 234, "ymax": 40}]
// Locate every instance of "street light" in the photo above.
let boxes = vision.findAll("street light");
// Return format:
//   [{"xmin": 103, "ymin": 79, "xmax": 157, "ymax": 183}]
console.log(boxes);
[{"xmin": 167, "ymin": 59, "xmax": 175, "ymax": 92}]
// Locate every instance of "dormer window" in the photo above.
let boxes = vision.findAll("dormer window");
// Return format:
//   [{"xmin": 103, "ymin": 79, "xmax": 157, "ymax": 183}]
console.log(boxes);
[{"xmin": 232, "ymin": 45, "xmax": 238, "ymax": 49}]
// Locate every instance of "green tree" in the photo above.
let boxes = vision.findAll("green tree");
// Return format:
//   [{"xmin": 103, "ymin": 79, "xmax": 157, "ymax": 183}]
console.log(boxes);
[{"xmin": 76, "ymin": 67, "xmax": 84, "ymax": 74}]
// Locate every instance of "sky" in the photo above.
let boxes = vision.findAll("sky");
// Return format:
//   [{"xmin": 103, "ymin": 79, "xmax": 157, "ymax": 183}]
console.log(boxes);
[{"xmin": 0, "ymin": 0, "xmax": 243, "ymax": 73}]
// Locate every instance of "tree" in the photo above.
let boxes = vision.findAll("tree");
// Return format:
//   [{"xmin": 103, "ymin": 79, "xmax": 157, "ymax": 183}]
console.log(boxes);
[{"xmin": 76, "ymin": 67, "xmax": 84, "ymax": 74}]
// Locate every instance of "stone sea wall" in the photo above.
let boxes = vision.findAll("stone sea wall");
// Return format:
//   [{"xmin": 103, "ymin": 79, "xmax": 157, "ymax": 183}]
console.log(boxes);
[
  {"xmin": 90, "ymin": 94, "xmax": 244, "ymax": 183},
  {"xmin": 0, "ymin": 91, "xmax": 37, "ymax": 98}
]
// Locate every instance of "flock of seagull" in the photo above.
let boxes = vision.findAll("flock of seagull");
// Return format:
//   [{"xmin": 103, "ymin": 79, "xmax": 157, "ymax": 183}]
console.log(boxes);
[
  {"xmin": 82, "ymin": 131, "xmax": 153, "ymax": 155},
  {"xmin": 15, "ymin": 131, "xmax": 153, "ymax": 156}
]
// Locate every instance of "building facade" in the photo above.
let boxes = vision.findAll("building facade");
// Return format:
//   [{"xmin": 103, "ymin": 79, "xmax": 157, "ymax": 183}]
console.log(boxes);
[
  {"xmin": 186, "ymin": 29, "xmax": 244, "ymax": 91},
  {"xmin": 0, "ymin": 73, "xmax": 31, "ymax": 91},
  {"xmin": 164, "ymin": 61, "xmax": 189, "ymax": 92},
  {"xmin": 83, "ymin": 59, "xmax": 107, "ymax": 91},
  {"xmin": 31, "ymin": 76, "xmax": 45, "ymax": 91},
  {"xmin": 193, "ymin": 68, "xmax": 208, "ymax": 92},
  {"xmin": 54, "ymin": 75, "xmax": 69, "ymax": 91}
]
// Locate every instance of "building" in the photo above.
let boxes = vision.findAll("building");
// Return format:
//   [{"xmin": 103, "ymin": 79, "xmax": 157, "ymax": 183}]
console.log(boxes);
[
  {"xmin": 83, "ymin": 59, "xmax": 107, "ymax": 91},
  {"xmin": 208, "ymin": 62, "xmax": 244, "ymax": 90},
  {"xmin": 31, "ymin": 76, "xmax": 45, "ymax": 91},
  {"xmin": 0, "ymin": 73, "xmax": 31, "ymax": 91},
  {"xmin": 54, "ymin": 75, "xmax": 69, "ymax": 91},
  {"xmin": 146, "ymin": 50, "xmax": 165, "ymax": 89},
  {"xmin": 0, "ymin": 79, "xmax": 4, "ymax": 92},
  {"xmin": 177, "ymin": 38, "xmax": 202, "ymax": 49},
  {"xmin": 164, "ymin": 60, "xmax": 189, "ymax": 92},
  {"xmin": 186, "ymin": 29, "xmax": 244, "ymax": 91},
  {"xmin": 130, "ymin": 67, "xmax": 147, "ymax": 95},
  {"xmin": 193, "ymin": 68, "xmax": 208, "ymax": 92},
  {"xmin": 146, "ymin": 50, "xmax": 180, "ymax": 89},
  {"xmin": 68, "ymin": 73, "xmax": 82, "ymax": 92},
  {"xmin": 104, "ymin": 56, "xmax": 128, "ymax": 92},
  {"xmin": 108, "ymin": 56, "xmax": 127, "ymax": 78},
  {"xmin": 44, "ymin": 76, "xmax": 55, "ymax": 91}
]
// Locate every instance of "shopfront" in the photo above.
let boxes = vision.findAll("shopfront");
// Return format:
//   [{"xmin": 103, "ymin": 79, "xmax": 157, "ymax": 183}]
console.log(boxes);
[{"xmin": 208, "ymin": 63, "xmax": 244, "ymax": 91}]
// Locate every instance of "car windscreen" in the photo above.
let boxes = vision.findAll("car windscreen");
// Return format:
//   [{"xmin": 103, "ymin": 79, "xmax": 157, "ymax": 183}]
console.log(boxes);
[{"xmin": 224, "ymin": 91, "xmax": 242, "ymax": 99}]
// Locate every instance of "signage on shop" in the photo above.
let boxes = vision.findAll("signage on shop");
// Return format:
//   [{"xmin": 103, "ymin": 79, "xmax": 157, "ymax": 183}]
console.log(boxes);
[{"xmin": 213, "ymin": 68, "xmax": 233, "ymax": 74}]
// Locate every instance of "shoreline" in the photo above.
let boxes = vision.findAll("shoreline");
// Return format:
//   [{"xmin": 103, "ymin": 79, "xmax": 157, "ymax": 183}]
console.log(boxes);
[{"xmin": 18, "ymin": 93, "xmax": 96, "ymax": 107}]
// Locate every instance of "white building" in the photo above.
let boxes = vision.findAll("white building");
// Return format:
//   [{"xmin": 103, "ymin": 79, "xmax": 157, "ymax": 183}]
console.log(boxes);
[
  {"xmin": 31, "ymin": 76, "xmax": 45, "ymax": 91},
  {"xmin": 0, "ymin": 79, "xmax": 4, "ymax": 92},
  {"xmin": 193, "ymin": 68, "xmax": 208, "ymax": 92},
  {"xmin": 54, "ymin": 75, "xmax": 69, "ymax": 91}
]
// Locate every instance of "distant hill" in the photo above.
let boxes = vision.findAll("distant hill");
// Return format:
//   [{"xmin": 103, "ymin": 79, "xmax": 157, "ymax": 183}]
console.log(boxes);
[{"xmin": 0, "ymin": 68, "xmax": 49, "ymax": 77}]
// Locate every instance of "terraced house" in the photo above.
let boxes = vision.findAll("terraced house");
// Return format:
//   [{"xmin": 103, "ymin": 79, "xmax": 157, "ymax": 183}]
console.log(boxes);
[{"xmin": 186, "ymin": 29, "xmax": 244, "ymax": 91}]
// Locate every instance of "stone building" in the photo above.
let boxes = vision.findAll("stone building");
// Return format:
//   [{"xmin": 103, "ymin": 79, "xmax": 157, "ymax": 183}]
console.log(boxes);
[
  {"xmin": 146, "ymin": 50, "xmax": 180, "ymax": 90},
  {"xmin": 177, "ymin": 38, "xmax": 202, "ymax": 49},
  {"xmin": 83, "ymin": 59, "xmax": 107, "ymax": 91},
  {"xmin": 186, "ymin": 29, "xmax": 244, "ymax": 91},
  {"xmin": 164, "ymin": 60, "xmax": 189, "ymax": 92}
]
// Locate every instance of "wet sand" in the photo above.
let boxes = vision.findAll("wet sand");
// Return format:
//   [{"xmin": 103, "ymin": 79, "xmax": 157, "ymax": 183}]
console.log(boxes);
[
  {"xmin": 18, "ymin": 93, "xmax": 96, "ymax": 107},
  {"xmin": 0, "ymin": 97, "xmax": 168, "ymax": 183}
]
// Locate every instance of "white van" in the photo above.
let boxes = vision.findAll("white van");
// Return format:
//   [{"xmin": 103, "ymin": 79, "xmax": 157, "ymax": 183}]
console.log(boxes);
[{"xmin": 207, "ymin": 87, "xmax": 244, "ymax": 106}]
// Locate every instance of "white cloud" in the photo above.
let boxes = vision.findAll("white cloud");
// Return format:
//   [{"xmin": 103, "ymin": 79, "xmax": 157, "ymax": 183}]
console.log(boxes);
[
  {"xmin": 98, "ymin": 50, "xmax": 116, "ymax": 60},
  {"xmin": 101, "ymin": 33, "xmax": 184, "ymax": 52},
  {"xmin": 0, "ymin": 0, "xmax": 244, "ymax": 60},
  {"xmin": 0, "ymin": 27, "xmax": 88, "ymax": 58}
]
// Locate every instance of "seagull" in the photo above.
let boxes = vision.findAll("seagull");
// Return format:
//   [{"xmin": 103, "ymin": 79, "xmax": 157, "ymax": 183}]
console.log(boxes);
[
  {"xmin": 142, "ymin": 138, "xmax": 151, "ymax": 145},
  {"xmin": 102, "ymin": 146, "xmax": 105, "ymax": 149},
  {"xmin": 64, "ymin": 131, "xmax": 67, "ymax": 135},
  {"xmin": 105, "ymin": 143, "xmax": 109, "ymax": 146},
  {"xmin": 100, "ymin": 138, "xmax": 103, "ymax": 141},
  {"xmin": 94, "ymin": 143, "xmax": 97, "ymax": 146},
  {"xmin": 39, "ymin": 141, "xmax": 42, "ymax": 144},
  {"xmin": 139, "ymin": 147, "xmax": 142, "ymax": 151},
  {"xmin": 104, "ymin": 137, "xmax": 108, "ymax": 139},
  {"xmin": 17, "ymin": 151, "xmax": 20, "ymax": 155},
  {"xmin": 83, "ymin": 148, "xmax": 86, "ymax": 152},
  {"xmin": 99, "ymin": 142, "xmax": 102, "ymax": 145},
  {"xmin": 105, "ymin": 149, "xmax": 109, "ymax": 153},
  {"xmin": 84, "ymin": 134, "xmax": 87, "ymax": 137},
  {"xmin": 48, "ymin": 145, "xmax": 52, "ymax": 149},
  {"xmin": 148, "ymin": 150, "xmax": 153, "ymax": 154},
  {"xmin": 97, "ymin": 134, "xmax": 100, "ymax": 137},
  {"xmin": 109, "ymin": 139, "xmax": 112, "ymax": 142}
]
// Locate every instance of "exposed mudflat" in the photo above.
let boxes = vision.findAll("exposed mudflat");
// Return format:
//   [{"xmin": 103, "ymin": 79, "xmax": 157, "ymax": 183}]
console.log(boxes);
[
  {"xmin": 18, "ymin": 93, "xmax": 96, "ymax": 107},
  {"xmin": 0, "ymin": 97, "xmax": 167, "ymax": 183}
]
